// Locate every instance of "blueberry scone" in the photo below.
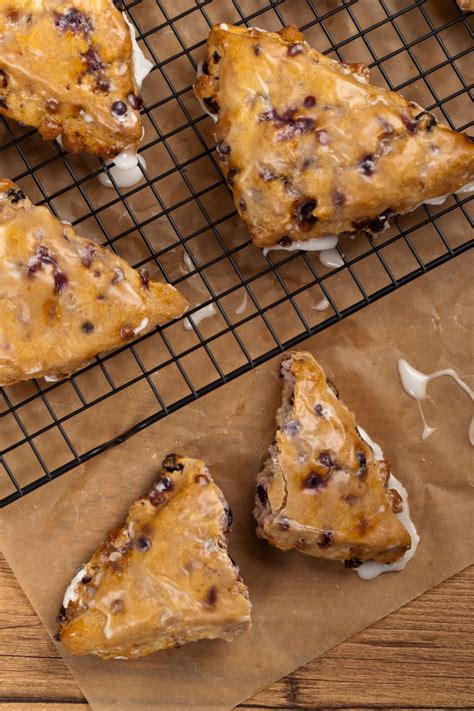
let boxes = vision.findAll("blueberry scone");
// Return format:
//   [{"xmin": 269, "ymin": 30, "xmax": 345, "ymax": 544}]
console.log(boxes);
[
  {"xmin": 0, "ymin": 1, "xmax": 148, "ymax": 158},
  {"xmin": 0, "ymin": 180, "xmax": 188, "ymax": 386},
  {"xmin": 58, "ymin": 455, "xmax": 252, "ymax": 659},
  {"xmin": 195, "ymin": 24, "xmax": 474, "ymax": 248},
  {"xmin": 254, "ymin": 351, "xmax": 412, "ymax": 567}
]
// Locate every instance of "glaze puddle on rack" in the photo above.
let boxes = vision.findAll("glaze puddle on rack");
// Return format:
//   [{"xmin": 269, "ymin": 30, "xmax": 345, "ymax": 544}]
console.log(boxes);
[
  {"xmin": 99, "ymin": 149, "xmax": 147, "ymax": 189},
  {"xmin": 183, "ymin": 303, "xmax": 218, "ymax": 330},
  {"xmin": 312, "ymin": 296, "xmax": 330, "ymax": 312},
  {"xmin": 97, "ymin": 15, "xmax": 153, "ymax": 191}
]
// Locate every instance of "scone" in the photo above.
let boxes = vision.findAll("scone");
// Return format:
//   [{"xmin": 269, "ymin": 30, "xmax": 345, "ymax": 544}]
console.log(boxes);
[
  {"xmin": 58, "ymin": 454, "xmax": 252, "ymax": 659},
  {"xmin": 195, "ymin": 24, "xmax": 474, "ymax": 248},
  {"xmin": 0, "ymin": 179, "xmax": 188, "ymax": 386},
  {"xmin": 254, "ymin": 351, "xmax": 412, "ymax": 566},
  {"xmin": 457, "ymin": 0, "xmax": 474, "ymax": 11},
  {"xmin": 0, "ymin": 1, "xmax": 147, "ymax": 158}
]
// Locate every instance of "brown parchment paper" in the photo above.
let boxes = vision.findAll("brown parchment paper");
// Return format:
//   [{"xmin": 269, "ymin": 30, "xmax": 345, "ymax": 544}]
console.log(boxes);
[{"xmin": 1, "ymin": 255, "xmax": 473, "ymax": 710}]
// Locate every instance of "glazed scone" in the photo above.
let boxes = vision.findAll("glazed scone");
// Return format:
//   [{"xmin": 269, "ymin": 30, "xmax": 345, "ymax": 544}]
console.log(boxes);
[
  {"xmin": 0, "ymin": 1, "xmax": 146, "ymax": 158},
  {"xmin": 58, "ymin": 455, "xmax": 252, "ymax": 659},
  {"xmin": 0, "ymin": 179, "xmax": 188, "ymax": 386},
  {"xmin": 457, "ymin": 0, "xmax": 474, "ymax": 11},
  {"xmin": 195, "ymin": 24, "xmax": 474, "ymax": 248},
  {"xmin": 254, "ymin": 351, "xmax": 412, "ymax": 566}
]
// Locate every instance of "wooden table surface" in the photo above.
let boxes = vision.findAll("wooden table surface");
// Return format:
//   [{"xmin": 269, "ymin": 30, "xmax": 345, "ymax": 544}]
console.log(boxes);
[{"xmin": 1, "ymin": 556, "xmax": 473, "ymax": 709}]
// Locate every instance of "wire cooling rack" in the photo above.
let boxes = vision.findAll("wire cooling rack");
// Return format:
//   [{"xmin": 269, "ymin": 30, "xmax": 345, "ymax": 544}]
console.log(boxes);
[{"xmin": 0, "ymin": 0, "xmax": 473, "ymax": 506}]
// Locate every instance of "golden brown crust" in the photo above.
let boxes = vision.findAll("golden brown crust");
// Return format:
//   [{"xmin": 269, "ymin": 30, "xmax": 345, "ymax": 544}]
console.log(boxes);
[
  {"xmin": 254, "ymin": 351, "xmax": 412, "ymax": 564},
  {"xmin": 457, "ymin": 0, "xmax": 474, "ymax": 11},
  {"xmin": 0, "ymin": 179, "xmax": 188, "ymax": 386},
  {"xmin": 0, "ymin": 1, "xmax": 143, "ymax": 158},
  {"xmin": 195, "ymin": 24, "xmax": 474, "ymax": 247},
  {"xmin": 58, "ymin": 455, "xmax": 251, "ymax": 659}
]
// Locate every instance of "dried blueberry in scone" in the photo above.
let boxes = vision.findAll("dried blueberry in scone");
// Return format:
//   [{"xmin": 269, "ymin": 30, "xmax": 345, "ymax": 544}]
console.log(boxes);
[
  {"xmin": 0, "ymin": 179, "xmax": 188, "ymax": 386},
  {"xmin": 58, "ymin": 455, "xmax": 251, "ymax": 659},
  {"xmin": 195, "ymin": 24, "xmax": 474, "ymax": 248},
  {"xmin": 0, "ymin": 1, "xmax": 151, "ymax": 158},
  {"xmin": 254, "ymin": 351, "xmax": 413, "ymax": 566}
]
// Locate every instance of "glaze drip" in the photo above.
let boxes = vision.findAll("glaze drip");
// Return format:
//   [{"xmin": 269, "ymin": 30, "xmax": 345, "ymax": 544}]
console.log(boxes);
[{"xmin": 398, "ymin": 358, "xmax": 474, "ymax": 445}]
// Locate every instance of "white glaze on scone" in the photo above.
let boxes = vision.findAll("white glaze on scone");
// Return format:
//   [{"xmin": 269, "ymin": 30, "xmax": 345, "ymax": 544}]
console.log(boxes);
[
  {"xmin": 195, "ymin": 25, "xmax": 474, "ymax": 248},
  {"xmin": 97, "ymin": 17, "xmax": 153, "ymax": 188},
  {"xmin": 0, "ymin": 1, "xmax": 146, "ymax": 158},
  {"xmin": 0, "ymin": 179, "xmax": 188, "ymax": 386},
  {"xmin": 355, "ymin": 428, "xmax": 419, "ymax": 580},
  {"xmin": 58, "ymin": 455, "xmax": 251, "ymax": 659},
  {"xmin": 254, "ymin": 351, "xmax": 413, "ymax": 565}
]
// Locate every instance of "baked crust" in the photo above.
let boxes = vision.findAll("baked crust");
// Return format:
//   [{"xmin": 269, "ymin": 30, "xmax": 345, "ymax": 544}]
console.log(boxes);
[
  {"xmin": 254, "ymin": 351, "xmax": 412, "ymax": 565},
  {"xmin": 0, "ymin": 1, "xmax": 144, "ymax": 158},
  {"xmin": 195, "ymin": 24, "xmax": 474, "ymax": 247},
  {"xmin": 58, "ymin": 454, "xmax": 252, "ymax": 659},
  {"xmin": 456, "ymin": 0, "xmax": 474, "ymax": 11},
  {"xmin": 0, "ymin": 179, "xmax": 188, "ymax": 386}
]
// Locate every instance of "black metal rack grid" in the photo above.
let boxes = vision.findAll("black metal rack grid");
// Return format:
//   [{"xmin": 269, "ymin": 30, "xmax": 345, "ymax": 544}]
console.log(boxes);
[{"xmin": 0, "ymin": 0, "xmax": 472, "ymax": 507}]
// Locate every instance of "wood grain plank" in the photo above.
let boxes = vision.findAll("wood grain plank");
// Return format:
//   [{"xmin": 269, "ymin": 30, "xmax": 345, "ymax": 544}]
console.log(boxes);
[
  {"xmin": 0, "ymin": 706, "xmax": 88, "ymax": 710},
  {"xmin": 243, "ymin": 567, "xmax": 474, "ymax": 709},
  {"xmin": 0, "ymin": 554, "xmax": 473, "ymax": 709},
  {"xmin": 0, "ymin": 556, "xmax": 84, "ymax": 705}
]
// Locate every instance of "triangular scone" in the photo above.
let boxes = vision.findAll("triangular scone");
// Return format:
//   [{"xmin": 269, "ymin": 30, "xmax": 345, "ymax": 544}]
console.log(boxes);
[
  {"xmin": 58, "ymin": 455, "xmax": 252, "ymax": 659},
  {"xmin": 0, "ymin": 2, "xmax": 147, "ymax": 158},
  {"xmin": 195, "ymin": 25, "xmax": 474, "ymax": 248},
  {"xmin": 254, "ymin": 351, "xmax": 412, "ymax": 565},
  {"xmin": 0, "ymin": 180, "xmax": 188, "ymax": 386}
]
